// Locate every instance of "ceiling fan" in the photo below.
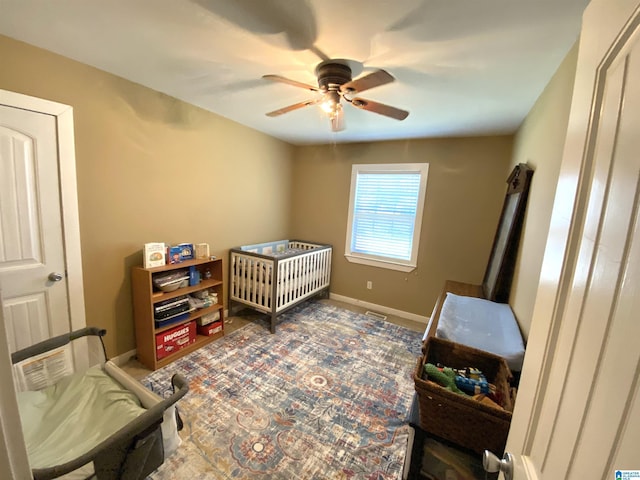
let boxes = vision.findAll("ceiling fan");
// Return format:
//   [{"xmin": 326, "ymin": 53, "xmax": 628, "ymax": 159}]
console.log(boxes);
[{"xmin": 263, "ymin": 60, "xmax": 409, "ymax": 132}]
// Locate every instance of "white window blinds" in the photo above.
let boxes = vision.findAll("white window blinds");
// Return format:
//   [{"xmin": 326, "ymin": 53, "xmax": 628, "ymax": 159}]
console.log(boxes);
[
  {"xmin": 345, "ymin": 163, "xmax": 429, "ymax": 272},
  {"xmin": 351, "ymin": 172, "xmax": 420, "ymax": 260}
]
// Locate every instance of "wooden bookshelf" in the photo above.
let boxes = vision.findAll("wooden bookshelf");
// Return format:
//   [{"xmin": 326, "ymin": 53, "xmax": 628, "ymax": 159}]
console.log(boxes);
[{"xmin": 132, "ymin": 257, "xmax": 224, "ymax": 370}]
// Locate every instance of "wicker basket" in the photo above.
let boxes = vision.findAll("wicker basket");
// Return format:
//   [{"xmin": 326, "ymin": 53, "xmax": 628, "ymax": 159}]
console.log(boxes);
[{"xmin": 414, "ymin": 337, "xmax": 514, "ymax": 455}]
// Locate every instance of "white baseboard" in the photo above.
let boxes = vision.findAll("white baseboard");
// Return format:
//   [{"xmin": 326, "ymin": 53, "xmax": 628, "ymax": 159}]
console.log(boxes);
[{"xmin": 329, "ymin": 293, "xmax": 429, "ymax": 325}]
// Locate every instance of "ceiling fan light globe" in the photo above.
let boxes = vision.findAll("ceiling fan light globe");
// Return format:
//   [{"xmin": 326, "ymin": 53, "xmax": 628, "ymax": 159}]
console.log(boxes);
[
  {"xmin": 320, "ymin": 90, "xmax": 341, "ymax": 114},
  {"xmin": 329, "ymin": 104, "xmax": 345, "ymax": 132}
]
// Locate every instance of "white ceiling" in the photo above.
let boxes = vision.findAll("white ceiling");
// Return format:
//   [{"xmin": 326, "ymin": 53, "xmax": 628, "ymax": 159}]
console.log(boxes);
[{"xmin": 0, "ymin": 0, "xmax": 590, "ymax": 145}]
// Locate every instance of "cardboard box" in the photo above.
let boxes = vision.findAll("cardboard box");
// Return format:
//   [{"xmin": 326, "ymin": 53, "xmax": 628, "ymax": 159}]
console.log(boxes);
[
  {"xmin": 197, "ymin": 321, "xmax": 222, "ymax": 336},
  {"xmin": 178, "ymin": 243, "xmax": 194, "ymax": 260},
  {"xmin": 197, "ymin": 310, "xmax": 220, "ymax": 326},
  {"xmin": 155, "ymin": 321, "xmax": 196, "ymax": 360},
  {"xmin": 144, "ymin": 243, "xmax": 166, "ymax": 268},
  {"xmin": 195, "ymin": 243, "xmax": 210, "ymax": 259},
  {"xmin": 168, "ymin": 246, "xmax": 183, "ymax": 264}
]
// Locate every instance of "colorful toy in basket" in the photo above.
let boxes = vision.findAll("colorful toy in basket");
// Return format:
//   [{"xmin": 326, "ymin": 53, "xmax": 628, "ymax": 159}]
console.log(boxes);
[
  {"xmin": 425, "ymin": 363, "xmax": 499, "ymax": 398},
  {"xmin": 423, "ymin": 363, "xmax": 468, "ymax": 396},
  {"xmin": 454, "ymin": 367, "xmax": 496, "ymax": 396}
]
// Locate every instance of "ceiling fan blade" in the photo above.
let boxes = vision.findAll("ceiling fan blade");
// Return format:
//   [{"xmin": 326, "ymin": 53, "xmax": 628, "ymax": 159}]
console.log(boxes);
[
  {"xmin": 265, "ymin": 99, "xmax": 320, "ymax": 117},
  {"xmin": 263, "ymin": 74, "xmax": 320, "ymax": 92},
  {"xmin": 340, "ymin": 69, "xmax": 395, "ymax": 94},
  {"xmin": 350, "ymin": 98, "xmax": 409, "ymax": 120}
]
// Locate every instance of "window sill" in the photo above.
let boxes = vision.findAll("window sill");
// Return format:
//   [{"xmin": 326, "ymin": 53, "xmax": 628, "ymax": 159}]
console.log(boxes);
[{"xmin": 344, "ymin": 254, "xmax": 416, "ymax": 272}]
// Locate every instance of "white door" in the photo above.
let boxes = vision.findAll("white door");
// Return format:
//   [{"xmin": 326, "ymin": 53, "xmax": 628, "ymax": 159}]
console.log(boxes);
[
  {"xmin": 0, "ymin": 104, "xmax": 72, "ymax": 350},
  {"xmin": 502, "ymin": 1, "xmax": 640, "ymax": 479},
  {"xmin": 0, "ymin": 296, "xmax": 31, "ymax": 479},
  {"xmin": 0, "ymin": 90, "xmax": 86, "ymax": 478}
]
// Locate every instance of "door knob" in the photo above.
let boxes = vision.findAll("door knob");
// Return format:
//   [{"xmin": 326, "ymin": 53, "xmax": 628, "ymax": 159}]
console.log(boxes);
[
  {"xmin": 48, "ymin": 272, "xmax": 64, "ymax": 282},
  {"xmin": 483, "ymin": 450, "xmax": 514, "ymax": 480}
]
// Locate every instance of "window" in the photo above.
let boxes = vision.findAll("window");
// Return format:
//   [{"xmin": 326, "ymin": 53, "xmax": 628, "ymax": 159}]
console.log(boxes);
[{"xmin": 345, "ymin": 163, "xmax": 429, "ymax": 272}]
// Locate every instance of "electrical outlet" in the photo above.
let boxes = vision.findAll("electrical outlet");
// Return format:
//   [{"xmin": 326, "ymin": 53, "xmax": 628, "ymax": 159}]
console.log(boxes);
[{"xmin": 366, "ymin": 281, "xmax": 373, "ymax": 290}]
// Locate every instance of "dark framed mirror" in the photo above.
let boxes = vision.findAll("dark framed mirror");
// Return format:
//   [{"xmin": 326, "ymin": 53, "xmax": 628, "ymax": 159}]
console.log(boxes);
[{"xmin": 482, "ymin": 163, "xmax": 534, "ymax": 302}]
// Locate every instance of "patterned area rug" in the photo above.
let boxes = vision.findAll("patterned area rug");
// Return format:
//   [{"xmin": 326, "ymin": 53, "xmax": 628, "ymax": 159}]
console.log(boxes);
[{"xmin": 142, "ymin": 300, "xmax": 423, "ymax": 480}]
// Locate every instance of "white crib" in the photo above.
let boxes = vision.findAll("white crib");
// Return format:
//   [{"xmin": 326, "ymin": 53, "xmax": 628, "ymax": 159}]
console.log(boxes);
[{"xmin": 229, "ymin": 240, "xmax": 332, "ymax": 333}]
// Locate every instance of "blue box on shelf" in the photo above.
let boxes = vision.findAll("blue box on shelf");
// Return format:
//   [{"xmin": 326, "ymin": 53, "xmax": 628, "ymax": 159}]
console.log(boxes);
[
  {"xmin": 168, "ymin": 246, "xmax": 183, "ymax": 264},
  {"xmin": 189, "ymin": 266, "xmax": 201, "ymax": 286},
  {"xmin": 178, "ymin": 243, "xmax": 194, "ymax": 260}
]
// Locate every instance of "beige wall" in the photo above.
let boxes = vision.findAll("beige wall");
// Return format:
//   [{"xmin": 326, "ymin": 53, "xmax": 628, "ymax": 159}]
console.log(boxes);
[
  {"xmin": 508, "ymin": 41, "xmax": 579, "ymax": 339},
  {"xmin": 291, "ymin": 137, "xmax": 513, "ymax": 318},
  {"xmin": 0, "ymin": 30, "xmax": 578, "ymax": 356},
  {"xmin": 0, "ymin": 35, "xmax": 294, "ymax": 357}
]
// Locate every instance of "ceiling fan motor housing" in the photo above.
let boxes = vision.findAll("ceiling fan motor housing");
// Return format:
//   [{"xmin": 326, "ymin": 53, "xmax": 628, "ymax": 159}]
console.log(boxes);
[{"xmin": 316, "ymin": 62, "xmax": 352, "ymax": 90}]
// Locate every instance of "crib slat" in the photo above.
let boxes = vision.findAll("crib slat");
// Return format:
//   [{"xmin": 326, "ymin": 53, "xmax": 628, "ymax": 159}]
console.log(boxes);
[
  {"xmin": 288, "ymin": 257, "xmax": 294, "ymax": 303},
  {"xmin": 290, "ymin": 258, "xmax": 296, "ymax": 307},
  {"xmin": 263, "ymin": 260, "xmax": 271, "ymax": 309},
  {"xmin": 277, "ymin": 262, "xmax": 283, "ymax": 309},
  {"xmin": 302, "ymin": 254, "xmax": 308, "ymax": 296},
  {"xmin": 232, "ymin": 254, "xmax": 238, "ymax": 297},
  {"xmin": 317, "ymin": 251, "xmax": 324, "ymax": 289},
  {"xmin": 250, "ymin": 260, "xmax": 257, "ymax": 304},
  {"xmin": 311, "ymin": 253, "xmax": 318, "ymax": 291},
  {"xmin": 265, "ymin": 261, "xmax": 270, "ymax": 307},
  {"xmin": 242, "ymin": 257, "xmax": 249, "ymax": 301},
  {"xmin": 283, "ymin": 259, "xmax": 289, "ymax": 306},
  {"xmin": 238, "ymin": 256, "xmax": 244, "ymax": 300},
  {"xmin": 292, "ymin": 258, "xmax": 299, "ymax": 301},
  {"xmin": 256, "ymin": 260, "xmax": 263, "ymax": 307},
  {"xmin": 293, "ymin": 255, "xmax": 300, "ymax": 299}
]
